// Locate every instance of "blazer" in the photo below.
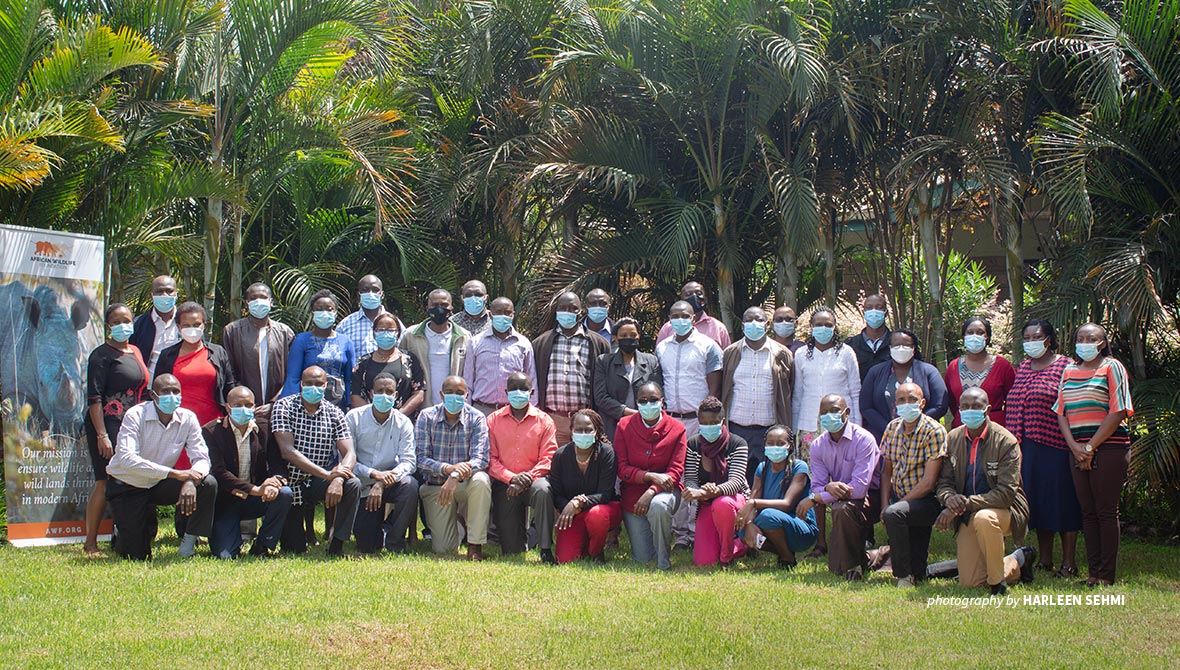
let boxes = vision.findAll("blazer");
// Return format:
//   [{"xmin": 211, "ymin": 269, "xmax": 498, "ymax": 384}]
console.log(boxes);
[
  {"xmin": 846, "ymin": 330, "xmax": 892, "ymax": 381},
  {"xmin": 936, "ymin": 421, "xmax": 1029, "ymax": 541},
  {"xmin": 202, "ymin": 418, "xmax": 286, "ymax": 510},
  {"xmin": 154, "ymin": 341, "xmax": 237, "ymax": 408},
  {"xmin": 128, "ymin": 311, "xmax": 161, "ymax": 363},
  {"xmin": 860, "ymin": 359, "xmax": 948, "ymax": 441},
  {"xmin": 532, "ymin": 327, "xmax": 611, "ymax": 411},
  {"xmin": 719, "ymin": 339, "xmax": 794, "ymax": 428},
  {"xmin": 593, "ymin": 350, "xmax": 663, "ymax": 439},
  {"xmin": 221, "ymin": 317, "xmax": 296, "ymax": 407},
  {"xmin": 398, "ymin": 320, "xmax": 470, "ymax": 398}
]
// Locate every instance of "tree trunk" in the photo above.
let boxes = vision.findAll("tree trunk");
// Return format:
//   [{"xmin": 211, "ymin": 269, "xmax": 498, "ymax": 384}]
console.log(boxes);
[
  {"xmin": 228, "ymin": 204, "xmax": 244, "ymax": 325},
  {"xmin": 107, "ymin": 249, "xmax": 122, "ymax": 304},
  {"xmin": 205, "ymin": 198, "xmax": 223, "ymax": 320},
  {"xmin": 502, "ymin": 209, "xmax": 520, "ymax": 302},
  {"xmin": 1000, "ymin": 199, "xmax": 1024, "ymax": 357},
  {"xmin": 777, "ymin": 246, "xmax": 797, "ymax": 309},
  {"xmin": 713, "ymin": 194, "xmax": 735, "ymax": 329},
  {"xmin": 821, "ymin": 205, "xmax": 837, "ymax": 305},
  {"xmin": 917, "ymin": 186, "xmax": 946, "ymax": 369}
]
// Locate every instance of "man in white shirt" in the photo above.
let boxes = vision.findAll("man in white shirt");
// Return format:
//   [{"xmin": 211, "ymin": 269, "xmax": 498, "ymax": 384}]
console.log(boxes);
[
  {"xmin": 106, "ymin": 374, "xmax": 217, "ymax": 560},
  {"xmin": 399, "ymin": 289, "xmax": 469, "ymax": 407},
  {"xmin": 129, "ymin": 274, "xmax": 180, "ymax": 377}
]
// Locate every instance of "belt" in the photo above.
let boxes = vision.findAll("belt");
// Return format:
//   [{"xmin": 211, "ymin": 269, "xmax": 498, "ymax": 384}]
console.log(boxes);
[
  {"xmin": 668, "ymin": 411, "xmax": 697, "ymax": 419},
  {"xmin": 544, "ymin": 408, "xmax": 579, "ymax": 418},
  {"xmin": 474, "ymin": 401, "xmax": 506, "ymax": 409}
]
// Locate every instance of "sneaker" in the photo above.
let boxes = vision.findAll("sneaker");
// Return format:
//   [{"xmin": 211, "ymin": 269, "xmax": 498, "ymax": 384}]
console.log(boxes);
[
  {"xmin": 845, "ymin": 566, "xmax": 864, "ymax": 582},
  {"xmin": 674, "ymin": 542, "xmax": 691, "ymax": 553},
  {"xmin": 897, "ymin": 576, "xmax": 916, "ymax": 589},
  {"xmin": 178, "ymin": 533, "xmax": 198, "ymax": 557},
  {"xmin": 1018, "ymin": 545, "xmax": 1037, "ymax": 583}
]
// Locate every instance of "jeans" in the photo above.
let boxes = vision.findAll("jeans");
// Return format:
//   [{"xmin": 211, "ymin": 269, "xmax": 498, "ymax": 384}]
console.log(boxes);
[
  {"xmin": 353, "ymin": 477, "xmax": 419, "ymax": 553},
  {"xmin": 883, "ymin": 494, "xmax": 941, "ymax": 580},
  {"xmin": 623, "ymin": 491, "xmax": 679, "ymax": 569},
  {"xmin": 210, "ymin": 487, "xmax": 293, "ymax": 558},
  {"xmin": 1072, "ymin": 447, "xmax": 1129, "ymax": 583},
  {"xmin": 280, "ymin": 477, "xmax": 361, "ymax": 553},
  {"xmin": 729, "ymin": 422, "xmax": 772, "ymax": 486}
]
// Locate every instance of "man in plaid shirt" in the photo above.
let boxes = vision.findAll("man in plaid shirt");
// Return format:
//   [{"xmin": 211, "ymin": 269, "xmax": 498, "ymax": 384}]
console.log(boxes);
[
  {"xmin": 531, "ymin": 292, "xmax": 610, "ymax": 445},
  {"xmin": 273, "ymin": 366, "xmax": 361, "ymax": 556}
]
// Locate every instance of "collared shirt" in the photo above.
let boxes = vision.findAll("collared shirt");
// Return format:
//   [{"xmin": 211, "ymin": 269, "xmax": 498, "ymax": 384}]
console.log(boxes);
[
  {"xmin": 791, "ymin": 344, "xmax": 862, "ymax": 432},
  {"xmin": 966, "ymin": 423, "xmax": 991, "ymax": 497},
  {"xmin": 415, "ymin": 402, "xmax": 489, "ymax": 477},
  {"xmin": 423, "ymin": 324, "xmax": 454, "ymax": 404},
  {"xmin": 233, "ymin": 421, "xmax": 257, "ymax": 479},
  {"xmin": 346, "ymin": 405, "xmax": 416, "ymax": 488},
  {"xmin": 585, "ymin": 318, "xmax": 612, "ymax": 343},
  {"xmin": 107, "ymin": 402, "xmax": 210, "ymax": 488},
  {"xmin": 148, "ymin": 309, "xmax": 179, "ymax": 376},
  {"xmin": 257, "ymin": 324, "xmax": 269, "ymax": 401},
  {"xmin": 270, "ymin": 394, "xmax": 351, "ymax": 504},
  {"xmin": 863, "ymin": 331, "xmax": 886, "ymax": 353},
  {"xmin": 338, "ymin": 308, "xmax": 387, "ymax": 359},
  {"xmin": 729, "ymin": 339, "xmax": 776, "ymax": 426},
  {"xmin": 656, "ymin": 311, "xmax": 731, "ymax": 349},
  {"xmin": 462, "ymin": 328, "xmax": 537, "ymax": 405},
  {"xmin": 545, "ymin": 326, "xmax": 592, "ymax": 413},
  {"xmin": 881, "ymin": 413, "xmax": 947, "ymax": 498},
  {"xmin": 809, "ymin": 422, "xmax": 881, "ymax": 504},
  {"xmin": 655, "ymin": 329, "xmax": 723, "ymax": 413},
  {"xmin": 451, "ymin": 310, "xmax": 491, "ymax": 337},
  {"xmin": 486, "ymin": 404, "xmax": 558, "ymax": 484}
]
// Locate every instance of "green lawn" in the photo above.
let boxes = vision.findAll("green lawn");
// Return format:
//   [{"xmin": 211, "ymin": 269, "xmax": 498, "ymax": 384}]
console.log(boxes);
[{"xmin": 1, "ymin": 518, "xmax": 1178, "ymax": 669}]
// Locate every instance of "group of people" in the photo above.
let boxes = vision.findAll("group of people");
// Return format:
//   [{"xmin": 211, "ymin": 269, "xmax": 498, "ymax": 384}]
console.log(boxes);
[{"xmin": 83, "ymin": 275, "xmax": 1134, "ymax": 592}]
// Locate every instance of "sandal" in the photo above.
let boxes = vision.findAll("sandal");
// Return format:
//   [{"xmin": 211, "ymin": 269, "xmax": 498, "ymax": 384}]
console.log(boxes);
[{"xmin": 1054, "ymin": 565, "xmax": 1079, "ymax": 578}]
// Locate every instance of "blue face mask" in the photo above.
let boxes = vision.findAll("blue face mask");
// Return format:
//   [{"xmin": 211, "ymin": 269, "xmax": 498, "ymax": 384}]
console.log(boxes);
[
  {"xmin": 372, "ymin": 393, "xmax": 397, "ymax": 413},
  {"xmin": 463, "ymin": 295, "xmax": 486, "ymax": 316},
  {"xmin": 1075, "ymin": 342, "xmax": 1100, "ymax": 362},
  {"xmin": 743, "ymin": 321, "xmax": 767, "ymax": 341},
  {"xmin": 960, "ymin": 408, "xmax": 988, "ymax": 430},
  {"xmin": 152, "ymin": 294, "xmax": 176, "ymax": 313},
  {"xmin": 819, "ymin": 412, "xmax": 846, "ymax": 433},
  {"xmin": 670, "ymin": 317, "xmax": 693, "ymax": 336},
  {"xmin": 155, "ymin": 393, "xmax": 182, "ymax": 414},
  {"xmin": 443, "ymin": 393, "xmax": 467, "ymax": 414},
  {"xmin": 773, "ymin": 321, "xmax": 795, "ymax": 338},
  {"xmin": 374, "ymin": 330, "xmax": 399, "ymax": 350},
  {"xmin": 312, "ymin": 310, "xmax": 335, "ymax": 329},
  {"xmin": 637, "ymin": 401, "xmax": 662, "ymax": 421},
  {"xmin": 555, "ymin": 311, "xmax": 578, "ymax": 329},
  {"xmin": 1022, "ymin": 340, "xmax": 1047, "ymax": 359},
  {"xmin": 811, "ymin": 325, "xmax": 834, "ymax": 345},
  {"xmin": 506, "ymin": 389, "xmax": 531, "ymax": 409},
  {"xmin": 572, "ymin": 432, "xmax": 597, "ymax": 450},
  {"xmin": 491, "ymin": 314, "xmax": 514, "ymax": 334},
  {"xmin": 301, "ymin": 385, "xmax": 325, "ymax": 404},
  {"xmin": 359, "ymin": 291, "xmax": 382, "ymax": 310},
  {"xmin": 765, "ymin": 446, "xmax": 790, "ymax": 463},
  {"xmin": 897, "ymin": 403, "xmax": 922, "ymax": 423},
  {"xmin": 110, "ymin": 323, "xmax": 134, "ymax": 342},
  {"xmin": 963, "ymin": 334, "xmax": 987, "ymax": 354},
  {"xmin": 230, "ymin": 406, "xmax": 255, "ymax": 425},
  {"xmin": 587, "ymin": 306, "xmax": 609, "ymax": 323},
  {"xmin": 864, "ymin": 309, "xmax": 886, "ymax": 329},
  {"xmin": 247, "ymin": 298, "xmax": 271, "ymax": 319},
  {"xmin": 698, "ymin": 423, "xmax": 723, "ymax": 442}
]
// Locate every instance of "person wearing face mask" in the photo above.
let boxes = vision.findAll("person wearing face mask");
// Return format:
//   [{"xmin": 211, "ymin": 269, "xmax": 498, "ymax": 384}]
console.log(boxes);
[
  {"xmin": 655, "ymin": 281, "xmax": 731, "ymax": 348},
  {"xmin": 338, "ymin": 275, "xmax": 406, "ymax": 359},
  {"xmin": 84, "ymin": 303, "xmax": 151, "ymax": 556},
  {"xmin": 273, "ymin": 366, "xmax": 360, "ymax": 556},
  {"xmin": 846, "ymin": 294, "xmax": 892, "ymax": 380},
  {"xmin": 549, "ymin": 409, "xmax": 620, "ymax": 563},
  {"xmin": 532, "ymin": 291, "xmax": 610, "ymax": 445},
  {"xmin": 796, "ymin": 394, "xmax": 882, "ymax": 580},
  {"xmin": 791, "ymin": 306, "xmax": 861, "ymax": 462},
  {"xmin": 1054, "ymin": 323, "xmax": 1133, "ymax": 587},
  {"xmin": 860, "ymin": 329, "xmax": 949, "ymax": 442},
  {"xmin": 720, "ymin": 306, "xmax": 794, "ymax": 484},
  {"xmin": 222, "ymin": 282, "xmax": 296, "ymax": 426},
  {"xmin": 1007, "ymin": 319, "xmax": 1080, "ymax": 578},
  {"xmin": 583, "ymin": 288, "xmax": 615, "ymax": 344},
  {"xmin": 934, "ymin": 386, "xmax": 1036, "ymax": 594},
  {"xmin": 346, "ymin": 374, "xmax": 419, "ymax": 554},
  {"xmin": 106, "ymin": 374, "xmax": 217, "ymax": 560},
  {"xmin": 880, "ymin": 383, "xmax": 947, "ymax": 588},
  {"xmin": 399, "ymin": 289, "xmax": 471, "ymax": 417},
  {"xmin": 735, "ymin": 425, "xmax": 818, "ymax": 569},
  {"xmin": 945, "ymin": 317, "xmax": 1015, "ymax": 429},
  {"xmin": 282, "ymin": 289, "xmax": 356, "ymax": 409},
  {"xmin": 770, "ymin": 306, "xmax": 805, "ymax": 354},
  {"xmin": 614, "ymin": 382, "xmax": 686, "ymax": 570},
  {"xmin": 451, "ymin": 279, "xmax": 492, "ymax": 337},
  {"xmin": 463, "ymin": 297, "xmax": 537, "ymax": 416},
  {"xmin": 130, "ymin": 274, "xmax": 181, "ymax": 377},
  {"xmin": 415, "ymin": 375, "xmax": 492, "ymax": 560},
  {"xmin": 351, "ymin": 312, "xmax": 426, "ymax": 418},
  {"xmin": 593, "ymin": 317, "xmax": 663, "ymax": 440},
  {"xmin": 682, "ymin": 397, "xmax": 750, "ymax": 567},
  {"xmin": 205, "ymin": 386, "xmax": 293, "ymax": 558},
  {"xmin": 487, "ymin": 373, "xmax": 558, "ymax": 563}
]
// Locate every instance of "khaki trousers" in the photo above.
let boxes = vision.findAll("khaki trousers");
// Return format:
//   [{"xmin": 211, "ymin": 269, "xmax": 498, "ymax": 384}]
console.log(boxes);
[
  {"xmin": 957, "ymin": 508, "xmax": 1020, "ymax": 587},
  {"xmin": 420, "ymin": 471, "xmax": 492, "ymax": 554}
]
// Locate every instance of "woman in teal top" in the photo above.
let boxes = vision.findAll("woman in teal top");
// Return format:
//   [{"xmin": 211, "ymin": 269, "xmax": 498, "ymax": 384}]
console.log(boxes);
[{"xmin": 735, "ymin": 425, "xmax": 818, "ymax": 568}]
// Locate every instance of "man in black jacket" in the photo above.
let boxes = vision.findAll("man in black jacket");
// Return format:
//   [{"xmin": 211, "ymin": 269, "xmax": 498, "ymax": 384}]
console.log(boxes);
[
  {"xmin": 129, "ymin": 274, "xmax": 180, "ymax": 377},
  {"xmin": 846, "ymin": 294, "xmax": 891, "ymax": 381}
]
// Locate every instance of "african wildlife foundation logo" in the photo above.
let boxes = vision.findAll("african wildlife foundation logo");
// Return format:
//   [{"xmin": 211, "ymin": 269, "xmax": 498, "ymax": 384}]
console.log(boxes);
[{"xmin": 29, "ymin": 239, "xmax": 76, "ymax": 267}]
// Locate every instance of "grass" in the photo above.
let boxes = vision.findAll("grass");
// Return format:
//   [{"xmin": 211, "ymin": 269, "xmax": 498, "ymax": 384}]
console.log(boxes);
[{"xmin": 1, "ymin": 515, "xmax": 1178, "ymax": 670}]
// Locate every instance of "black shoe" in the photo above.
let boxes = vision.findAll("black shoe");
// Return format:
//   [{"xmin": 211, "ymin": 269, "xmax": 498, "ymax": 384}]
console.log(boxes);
[
  {"xmin": 540, "ymin": 549, "xmax": 556, "ymax": 565},
  {"xmin": 248, "ymin": 542, "xmax": 270, "ymax": 557},
  {"xmin": 590, "ymin": 552, "xmax": 607, "ymax": 564},
  {"xmin": 990, "ymin": 582, "xmax": 1008, "ymax": 596},
  {"xmin": 674, "ymin": 542, "xmax": 690, "ymax": 553},
  {"xmin": 1018, "ymin": 545, "xmax": 1037, "ymax": 583},
  {"xmin": 327, "ymin": 538, "xmax": 345, "ymax": 557},
  {"xmin": 777, "ymin": 558, "xmax": 797, "ymax": 571}
]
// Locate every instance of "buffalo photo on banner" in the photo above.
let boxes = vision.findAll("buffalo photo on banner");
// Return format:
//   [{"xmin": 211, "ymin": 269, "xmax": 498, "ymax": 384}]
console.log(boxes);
[{"xmin": 1, "ymin": 224, "xmax": 105, "ymax": 546}]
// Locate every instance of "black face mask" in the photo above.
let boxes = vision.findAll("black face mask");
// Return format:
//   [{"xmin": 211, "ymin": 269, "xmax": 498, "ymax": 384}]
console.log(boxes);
[
  {"xmin": 427, "ymin": 306, "xmax": 450, "ymax": 325},
  {"xmin": 617, "ymin": 338, "xmax": 640, "ymax": 354},
  {"xmin": 686, "ymin": 294, "xmax": 706, "ymax": 314}
]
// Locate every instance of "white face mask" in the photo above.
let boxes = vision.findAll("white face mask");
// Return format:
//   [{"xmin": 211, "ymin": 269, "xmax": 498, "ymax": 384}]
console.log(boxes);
[
  {"xmin": 890, "ymin": 345, "xmax": 914, "ymax": 364},
  {"xmin": 180, "ymin": 326, "xmax": 204, "ymax": 344}
]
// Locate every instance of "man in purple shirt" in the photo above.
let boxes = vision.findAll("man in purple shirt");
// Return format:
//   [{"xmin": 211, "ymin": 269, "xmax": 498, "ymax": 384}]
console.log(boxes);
[
  {"xmin": 796, "ymin": 393, "xmax": 882, "ymax": 580},
  {"xmin": 655, "ymin": 281, "xmax": 731, "ymax": 349},
  {"xmin": 462, "ymin": 297, "xmax": 538, "ymax": 415}
]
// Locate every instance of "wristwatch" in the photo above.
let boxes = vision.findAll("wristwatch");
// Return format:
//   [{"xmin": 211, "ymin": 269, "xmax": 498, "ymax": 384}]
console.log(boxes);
[
  {"xmin": 449, "ymin": 471, "xmax": 461, "ymax": 479},
  {"xmin": 812, "ymin": 492, "xmax": 824, "ymax": 505},
  {"xmin": 1084, "ymin": 443, "xmax": 1093, "ymax": 454}
]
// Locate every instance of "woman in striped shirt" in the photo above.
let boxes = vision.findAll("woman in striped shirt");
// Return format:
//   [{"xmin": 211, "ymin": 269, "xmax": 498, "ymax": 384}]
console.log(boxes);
[
  {"xmin": 682, "ymin": 397, "xmax": 750, "ymax": 567},
  {"xmin": 1054, "ymin": 323, "xmax": 1134, "ymax": 587}
]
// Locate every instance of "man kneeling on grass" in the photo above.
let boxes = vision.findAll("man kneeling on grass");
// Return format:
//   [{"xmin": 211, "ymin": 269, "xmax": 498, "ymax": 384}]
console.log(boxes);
[
  {"xmin": 106, "ymin": 374, "xmax": 217, "ymax": 560},
  {"xmin": 934, "ymin": 386, "xmax": 1036, "ymax": 595}
]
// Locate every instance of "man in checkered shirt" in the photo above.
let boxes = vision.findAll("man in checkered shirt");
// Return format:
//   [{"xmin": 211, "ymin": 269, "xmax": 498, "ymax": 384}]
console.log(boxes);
[
  {"xmin": 273, "ymin": 365, "xmax": 361, "ymax": 556},
  {"xmin": 530, "ymin": 291, "xmax": 610, "ymax": 445}
]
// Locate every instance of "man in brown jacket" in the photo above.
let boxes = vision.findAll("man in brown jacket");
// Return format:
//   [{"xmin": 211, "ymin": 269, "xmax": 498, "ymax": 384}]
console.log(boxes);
[
  {"xmin": 935, "ymin": 387, "xmax": 1036, "ymax": 594},
  {"xmin": 720, "ymin": 306, "xmax": 793, "ymax": 484}
]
